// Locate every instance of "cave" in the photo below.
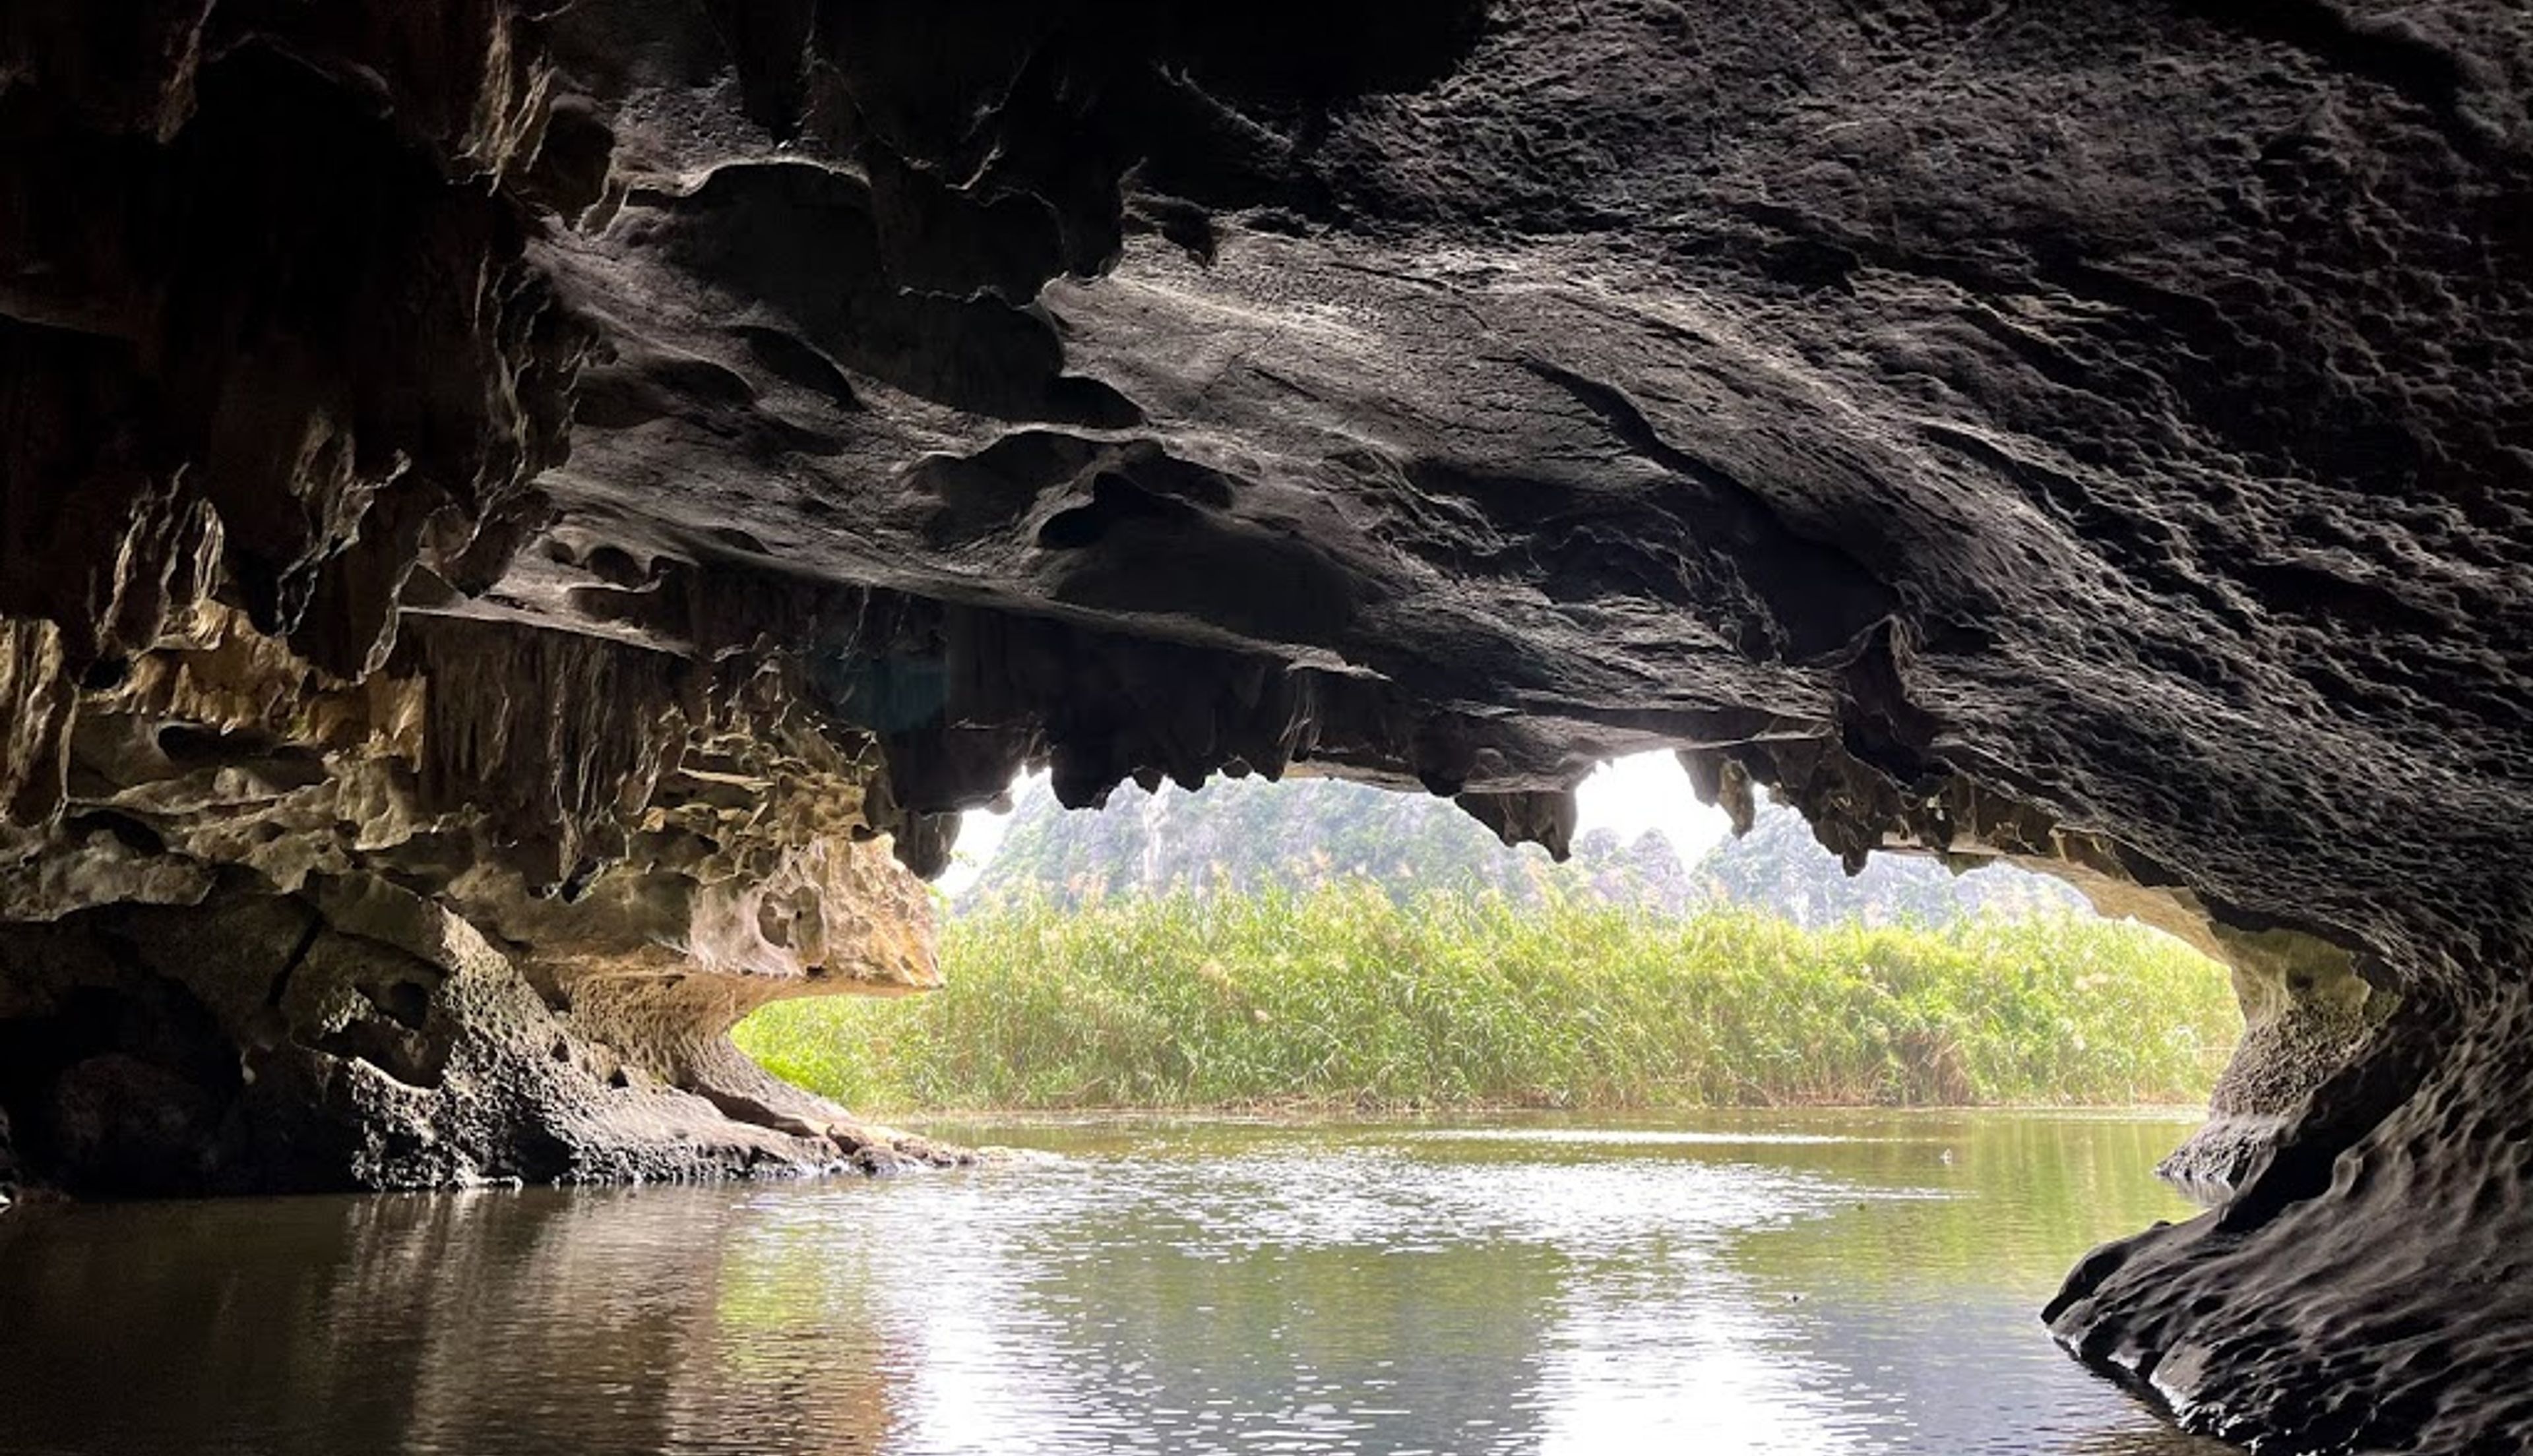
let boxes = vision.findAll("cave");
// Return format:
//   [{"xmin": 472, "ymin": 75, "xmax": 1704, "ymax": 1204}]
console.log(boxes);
[{"xmin": 1, "ymin": 1, "xmax": 2527, "ymax": 1450}]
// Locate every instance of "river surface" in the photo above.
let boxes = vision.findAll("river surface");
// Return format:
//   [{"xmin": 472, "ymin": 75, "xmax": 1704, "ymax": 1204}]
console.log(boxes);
[{"xmin": 0, "ymin": 1109, "xmax": 2237, "ymax": 1456}]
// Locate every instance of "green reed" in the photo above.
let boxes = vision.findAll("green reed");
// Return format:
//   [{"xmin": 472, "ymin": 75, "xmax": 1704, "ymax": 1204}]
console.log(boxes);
[{"xmin": 734, "ymin": 885, "xmax": 2240, "ymax": 1112}]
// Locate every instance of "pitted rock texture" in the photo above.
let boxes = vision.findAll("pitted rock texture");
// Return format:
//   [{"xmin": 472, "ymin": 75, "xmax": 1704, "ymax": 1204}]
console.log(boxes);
[
  {"xmin": 0, "ymin": 588, "xmax": 964, "ymax": 1188},
  {"xmin": 0, "ymin": 872, "xmax": 960, "ymax": 1195},
  {"xmin": 2, "ymin": 2, "xmax": 2530, "ymax": 1449},
  {"xmin": 2154, "ymin": 927, "xmax": 2392, "ymax": 1207},
  {"xmin": 2048, "ymin": 983, "xmax": 2533, "ymax": 1453}
]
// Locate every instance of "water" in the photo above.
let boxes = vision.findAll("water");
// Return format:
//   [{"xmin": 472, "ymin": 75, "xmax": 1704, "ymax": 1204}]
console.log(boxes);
[{"xmin": 0, "ymin": 1109, "xmax": 2236, "ymax": 1455}]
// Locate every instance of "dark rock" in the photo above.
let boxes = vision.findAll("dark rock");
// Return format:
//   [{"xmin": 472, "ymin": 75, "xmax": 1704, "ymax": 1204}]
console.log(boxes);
[
  {"xmin": 1, "ymin": 2, "xmax": 2528, "ymax": 1447},
  {"xmin": 0, "ymin": 874, "xmax": 947, "ymax": 1193},
  {"xmin": 2154, "ymin": 927, "xmax": 2391, "ymax": 1206},
  {"xmin": 43, "ymin": 1052, "xmax": 220, "ymax": 1195},
  {"xmin": 848, "ymin": 1145, "xmax": 909, "ymax": 1178}
]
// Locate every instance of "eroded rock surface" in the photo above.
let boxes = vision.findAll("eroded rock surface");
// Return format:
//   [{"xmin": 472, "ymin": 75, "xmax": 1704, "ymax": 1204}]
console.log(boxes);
[
  {"xmin": 0, "ymin": 863, "xmax": 959, "ymax": 1196},
  {"xmin": 3, "ymin": 1, "xmax": 2530, "ymax": 1449}
]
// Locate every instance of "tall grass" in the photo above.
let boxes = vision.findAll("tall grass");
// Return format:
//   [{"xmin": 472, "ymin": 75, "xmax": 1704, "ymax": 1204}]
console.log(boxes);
[{"xmin": 735, "ymin": 886, "xmax": 2239, "ymax": 1112}]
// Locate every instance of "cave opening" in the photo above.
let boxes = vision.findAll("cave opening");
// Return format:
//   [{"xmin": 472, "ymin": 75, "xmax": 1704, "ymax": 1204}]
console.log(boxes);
[
  {"xmin": 739, "ymin": 752, "xmax": 2250, "ymax": 1128},
  {"xmin": 704, "ymin": 750, "xmax": 2281, "ymax": 1453}
]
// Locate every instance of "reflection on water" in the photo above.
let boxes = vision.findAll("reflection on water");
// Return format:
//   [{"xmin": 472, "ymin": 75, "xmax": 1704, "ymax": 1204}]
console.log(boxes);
[{"xmin": 0, "ymin": 1110, "xmax": 2237, "ymax": 1455}]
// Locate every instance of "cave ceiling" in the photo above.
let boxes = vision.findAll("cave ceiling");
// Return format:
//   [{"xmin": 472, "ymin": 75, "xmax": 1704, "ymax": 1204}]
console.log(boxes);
[
  {"xmin": 0, "ymin": 0, "xmax": 2524, "ymax": 995},
  {"xmin": 529, "ymin": 0, "xmax": 2526, "ymax": 973}
]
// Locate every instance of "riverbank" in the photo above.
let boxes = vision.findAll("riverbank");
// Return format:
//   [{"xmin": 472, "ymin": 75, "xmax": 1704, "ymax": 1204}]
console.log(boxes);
[{"xmin": 737, "ymin": 888, "xmax": 2239, "ymax": 1113}]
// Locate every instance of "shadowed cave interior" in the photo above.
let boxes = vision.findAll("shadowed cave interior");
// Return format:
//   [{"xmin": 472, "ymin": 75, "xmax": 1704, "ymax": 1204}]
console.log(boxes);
[{"xmin": 1, "ymin": 1, "xmax": 2529, "ymax": 1451}]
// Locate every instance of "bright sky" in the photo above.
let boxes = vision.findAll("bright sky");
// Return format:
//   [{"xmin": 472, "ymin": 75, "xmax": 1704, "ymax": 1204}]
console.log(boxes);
[
  {"xmin": 933, "ymin": 751, "xmax": 1734, "ymax": 897},
  {"xmin": 1573, "ymin": 749, "xmax": 1735, "ymax": 866}
]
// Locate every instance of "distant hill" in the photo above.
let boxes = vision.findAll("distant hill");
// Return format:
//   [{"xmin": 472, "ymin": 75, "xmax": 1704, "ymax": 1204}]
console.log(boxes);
[
  {"xmin": 956, "ymin": 774, "xmax": 2084, "ymax": 926},
  {"xmin": 1695, "ymin": 795, "xmax": 2086, "ymax": 926}
]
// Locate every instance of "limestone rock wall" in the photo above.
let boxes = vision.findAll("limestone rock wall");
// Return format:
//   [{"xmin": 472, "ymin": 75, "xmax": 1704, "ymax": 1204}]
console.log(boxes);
[
  {"xmin": 0, "ymin": 866, "xmax": 956, "ymax": 1196},
  {"xmin": 2049, "ymin": 965, "xmax": 2533, "ymax": 1452},
  {"xmin": 0, "ymin": 593, "xmax": 964, "ymax": 1188},
  {"xmin": 2155, "ymin": 927, "xmax": 2394, "ymax": 1205}
]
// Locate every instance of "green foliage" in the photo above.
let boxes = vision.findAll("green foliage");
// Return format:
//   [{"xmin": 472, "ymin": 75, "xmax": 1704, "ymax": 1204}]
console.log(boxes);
[{"xmin": 735, "ymin": 886, "xmax": 2239, "ymax": 1113}]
